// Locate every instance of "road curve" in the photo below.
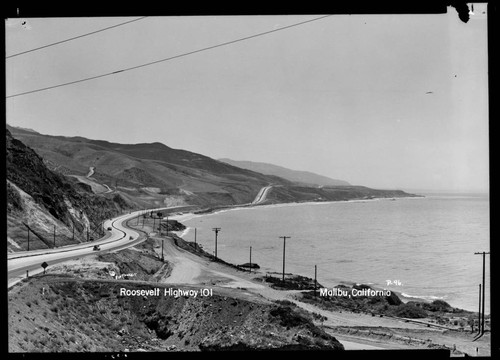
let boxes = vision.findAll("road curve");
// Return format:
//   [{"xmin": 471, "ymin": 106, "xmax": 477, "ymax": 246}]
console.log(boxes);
[
  {"xmin": 252, "ymin": 185, "xmax": 273, "ymax": 204},
  {"xmin": 7, "ymin": 207, "xmax": 181, "ymax": 288}
]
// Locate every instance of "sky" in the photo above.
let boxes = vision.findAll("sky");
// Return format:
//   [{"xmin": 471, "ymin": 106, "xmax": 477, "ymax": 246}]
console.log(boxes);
[{"xmin": 5, "ymin": 5, "xmax": 489, "ymax": 193}]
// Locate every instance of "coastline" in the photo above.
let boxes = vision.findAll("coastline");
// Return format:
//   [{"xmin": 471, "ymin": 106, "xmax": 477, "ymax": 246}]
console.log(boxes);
[
  {"xmin": 9, "ymin": 195, "xmax": 490, "ymax": 355},
  {"xmin": 148, "ymin": 226, "xmax": 489, "ymax": 355},
  {"xmin": 170, "ymin": 195, "xmax": 445, "ymax": 306},
  {"xmin": 169, "ymin": 194, "xmax": 487, "ymax": 314},
  {"xmin": 171, "ymin": 194, "xmax": 425, "ymax": 224}
]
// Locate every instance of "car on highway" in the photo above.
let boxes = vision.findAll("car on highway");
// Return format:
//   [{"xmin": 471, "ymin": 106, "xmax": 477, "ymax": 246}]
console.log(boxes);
[
  {"xmin": 107, "ymin": 227, "xmax": 112, "ymax": 231},
  {"xmin": 93, "ymin": 245, "xmax": 100, "ymax": 251}
]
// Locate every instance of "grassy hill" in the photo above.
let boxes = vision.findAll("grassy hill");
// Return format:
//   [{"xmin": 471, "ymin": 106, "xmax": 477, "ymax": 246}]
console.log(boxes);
[
  {"xmin": 7, "ymin": 125, "xmax": 419, "ymax": 225},
  {"xmin": 7, "ymin": 126, "xmax": 291, "ymax": 208}
]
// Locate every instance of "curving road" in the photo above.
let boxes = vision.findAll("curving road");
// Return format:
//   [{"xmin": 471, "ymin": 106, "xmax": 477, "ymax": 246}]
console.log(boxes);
[
  {"xmin": 86, "ymin": 166, "xmax": 95, "ymax": 178},
  {"xmin": 7, "ymin": 207, "xmax": 177, "ymax": 288},
  {"xmin": 252, "ymin": 185, "xmax": 273, "ymax": 204}
]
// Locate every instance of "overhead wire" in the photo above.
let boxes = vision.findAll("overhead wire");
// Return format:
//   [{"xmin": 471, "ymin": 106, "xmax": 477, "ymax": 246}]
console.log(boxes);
[
  {"xmin": 6, "ymin": 16, "xmax": 148, "ymax": 58},
  {"xmin": 6, "ymin": 14, "xmax": 333, "ymax": 99}
]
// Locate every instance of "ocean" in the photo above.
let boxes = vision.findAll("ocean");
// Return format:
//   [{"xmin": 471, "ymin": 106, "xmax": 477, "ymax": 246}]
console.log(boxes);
[{"xmin": 177, "ymin": 193, "xmax": 490, "ymax": 313}]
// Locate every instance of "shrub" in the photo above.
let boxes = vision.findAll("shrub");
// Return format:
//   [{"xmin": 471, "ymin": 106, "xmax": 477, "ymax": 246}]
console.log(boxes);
[
  {"xmin": 270, "ymin": 305, "xmax": 311, "ymax": 327},
  {"xmin": 427, "ymin": 300, "xmax": 452, "ymax": 312},
  {"xmin": 392, "ymin": 303, "xmax": 427, "ymax": 318}
]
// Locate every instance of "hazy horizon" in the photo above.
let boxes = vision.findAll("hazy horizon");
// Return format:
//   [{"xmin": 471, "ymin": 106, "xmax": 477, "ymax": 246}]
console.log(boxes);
[{"xmin": 5, "ymin": 7, "xmax": 489, "ymax": 193}]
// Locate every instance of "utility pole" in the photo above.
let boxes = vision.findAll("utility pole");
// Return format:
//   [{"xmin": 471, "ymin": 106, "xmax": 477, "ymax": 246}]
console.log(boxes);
[
  {"xmin": 314, "ymin": 265, "xmax": 317, "ymax": 297},
  {"xmin": 474, "ymin": 251, "xmax": 490, "ymax": 335},
  {"xmin": 72, "ymin": 223, "xmax": 75, "ymax": 241},
  {"xmin": 478, "ymin": 284, "xmax": 482, "ymax": 334},
  {"xmin": 279, "ymin": 236, "xmax": 290, "ymax": 282},
  {"xmin": 27, "ymin": 227, "xmax": 30, "ymax": 251},
  {"xmin": 161, "ymin": 239, "xmax": 164, "ymax": 261},
  {"xmin": 249, "ymin": 246, "xmax": 252, "ymax": 273},
  {"xmin": 53, "ymin": 225, "xmax": 56, "ymax": 248},
  {"xmin": 87, "ymin": 226, "xmax": 89, "ymax": 242},
  {"xmin": 194, "ymin": 228, "xmax": 197, "ymax": 250},
  {"xmin": 212, "ymin": 228, "xmax": 221, "ymax": 260},
  {"xmin": 166, "ymin": 216, "xmax": 169, "ymax": 237},
  {"xmin": 158, "ymin": 215, "xmax": 162, "ymax": 236}
]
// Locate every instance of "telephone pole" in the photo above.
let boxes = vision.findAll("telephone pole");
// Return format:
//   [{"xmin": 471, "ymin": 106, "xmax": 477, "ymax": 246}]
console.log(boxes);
[
  {"xmin": 279, "ymin": 236, "xmax": 290, "ymax": 282},
  {"xmin": 27, "ymin": 228, "xmax": 30, "ymax": 251},
  {"xmin": 161, "ymin": 239, "xmax": 164, "ymax": 261},
  {"xmin": 53, "ymin": 225, "xmax": 56, "ymax": 248},
  {"xmin": 314, "ymin": 265, "xmax": 317, "ymax": 297},
  {"xmin": 212, "ymin": 228, "xmax": 221, "ymax": 259},
  {"xmin": 474, "ymin": 251, "xmax": 490, "ymax": 335},
  {"xmin": 478, "ymin": 284, "xmax": 482, "ymax": 334},
  {"xmin": 249, "ymin": 246, "xmax": 252, "ymax": 273}
]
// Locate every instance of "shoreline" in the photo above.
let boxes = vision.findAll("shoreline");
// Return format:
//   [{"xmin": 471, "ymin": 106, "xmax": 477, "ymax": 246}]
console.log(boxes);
[
  {"xmin": 169, "ymin": 195, "xmax": 484, "ymax": 314},
  {"xmin": 171, "ymin": 193, "xmax": 425, "ymax": 224},
  {"xmin": 9, "ymin": 202, "xmax": 490, "ymax": 355}
]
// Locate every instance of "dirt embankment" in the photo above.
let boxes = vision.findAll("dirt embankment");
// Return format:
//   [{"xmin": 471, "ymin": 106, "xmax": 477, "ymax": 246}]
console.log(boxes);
[
  {"xmin": 9, "ymin": 237, "xmax": 344, "ymax": 352},
  {"xmin": 8, "ymin": 277, "xmax": 344, "ymax": 352}
]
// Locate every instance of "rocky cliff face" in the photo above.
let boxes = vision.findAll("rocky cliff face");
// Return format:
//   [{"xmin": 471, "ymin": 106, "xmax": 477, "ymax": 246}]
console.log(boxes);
[{"xmin": 6, "ymin": 129, "xmax": 132, "ymax": 251}]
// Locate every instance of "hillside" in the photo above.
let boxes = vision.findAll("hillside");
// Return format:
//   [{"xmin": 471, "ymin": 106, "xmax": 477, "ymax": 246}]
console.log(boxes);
[
  {"xmin": 7, "ymin": 126, "xmax": 291, "ymax": 208},
  {"xmin": 219, "ymin": 158, "xmax": 350, "ymax": 186},
  {"xmin": 6, "ymin": 129, "xmax": 132, "ymax": 252},
  {"xmin": 7, "ymin": 125, "xmax": 418, "ymax": 219},
  {"xmin": 265, "ymin": 184, "xmax": 418, "ymax": 204},
  {"xmin": 8, "ymin": 275, "xmax": 344, "ymax": 352}
]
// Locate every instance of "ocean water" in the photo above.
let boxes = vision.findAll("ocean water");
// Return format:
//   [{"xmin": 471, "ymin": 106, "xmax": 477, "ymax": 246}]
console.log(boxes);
[{"xmin": 178, "ymin": 193, "xmax": 490, "ymax": 313}]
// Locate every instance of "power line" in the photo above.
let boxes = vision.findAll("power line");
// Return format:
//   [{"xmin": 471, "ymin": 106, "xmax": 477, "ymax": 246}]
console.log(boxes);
[
  {"xmin": 6, "ymin": 17, "xmax": 148, "ymax": 59},
  {"xmin": 6, "ymin": 15, "xmax": 332, "ymax": 99}
]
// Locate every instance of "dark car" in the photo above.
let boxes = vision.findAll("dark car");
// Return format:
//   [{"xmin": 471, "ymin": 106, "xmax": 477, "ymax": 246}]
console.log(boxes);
[
  {"xmin": 107, "ymin": 227, "xmax": 112, "ymax": 231},
  {"xmin": 93, "ymin": 245, "xmax": 100, "ymax": 251}
]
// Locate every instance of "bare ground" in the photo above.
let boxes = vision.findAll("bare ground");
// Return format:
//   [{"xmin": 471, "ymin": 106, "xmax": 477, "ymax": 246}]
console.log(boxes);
[{"xmin": 10, "ymin": 219, "xmax": 491, "ymax": 355}]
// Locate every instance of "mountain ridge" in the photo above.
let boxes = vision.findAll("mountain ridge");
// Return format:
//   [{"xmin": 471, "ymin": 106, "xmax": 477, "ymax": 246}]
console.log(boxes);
[
  {"xmin": 6, "ymin": 125, "xmax": 292, "ymax": 207},
  {"xmin": 219, "ymin": 158, "xmax": 350, "ymax": 187},
  {"xmin": 7, "ymin": 124, "xmax": 418, "ymax": 211}
]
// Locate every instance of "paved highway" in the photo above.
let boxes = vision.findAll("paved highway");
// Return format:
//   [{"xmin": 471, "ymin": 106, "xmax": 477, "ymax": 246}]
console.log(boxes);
[
  {"xmin": 251, "ymin": 185, "xmax": 273, "ymax": 204},
  {"xmin": 7, "ymin": 207, "xmax": 176, "ymax": 288}
]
